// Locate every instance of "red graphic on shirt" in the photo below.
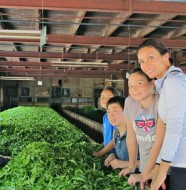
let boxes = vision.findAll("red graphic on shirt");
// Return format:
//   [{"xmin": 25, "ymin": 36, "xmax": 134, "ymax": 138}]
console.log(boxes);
[{"xmin": 135, "ymin": 115, "xmax": 155, "ymax": 132}]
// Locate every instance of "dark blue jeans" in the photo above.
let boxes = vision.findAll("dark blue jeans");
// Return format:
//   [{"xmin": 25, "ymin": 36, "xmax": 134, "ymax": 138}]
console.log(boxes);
[{"xmin": 169, "ymin": 166, "xmax": 186, "ymax": 190}]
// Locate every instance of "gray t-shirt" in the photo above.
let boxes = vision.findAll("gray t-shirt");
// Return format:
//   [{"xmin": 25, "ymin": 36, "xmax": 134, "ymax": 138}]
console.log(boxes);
[{"xmin": 125, "ymin": 95, "xmax": 159, "ymax": 172}]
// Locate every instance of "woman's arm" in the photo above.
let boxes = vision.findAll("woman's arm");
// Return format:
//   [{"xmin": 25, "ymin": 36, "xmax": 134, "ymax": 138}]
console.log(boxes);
[
  {"xmin": 141, "ymin": 118, "xmax": 166, "ymax": 179},
  {"xmin": 150, "ymin": 161, "xmax": 170, "ymax": 190}
]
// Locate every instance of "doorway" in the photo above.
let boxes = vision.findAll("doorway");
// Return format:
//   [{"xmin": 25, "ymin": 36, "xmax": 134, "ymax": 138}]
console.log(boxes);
[{"xmin": 3, "ymin": 86, "xmax": 18, "ymax": 110}]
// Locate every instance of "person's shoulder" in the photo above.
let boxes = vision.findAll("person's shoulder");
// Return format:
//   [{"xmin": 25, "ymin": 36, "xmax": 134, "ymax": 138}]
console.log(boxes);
[
  {"xmin": 125, "ymin": 96, "xmax": 140, "ymax": 112},
  {"xmin": 125, "ymin": 95, "xmax": 138, "ymax": 105},
  {"xmin": 126, "ymin": 95, "xmax": 133, "ymax": 102},
  {"xmin": 166, "ymin": 67, "xmax": 185, "ymax": 82},
  {"xmin": 103, "ymin": 113, "xmax": 108, "ymax": 120},
  {"xmin": 165, "ymin": 70, "xmax": 186, "ymax": 88},
  {"xmin": 103, "ymin": 114, "xmax": 114, "ymax": 126}
]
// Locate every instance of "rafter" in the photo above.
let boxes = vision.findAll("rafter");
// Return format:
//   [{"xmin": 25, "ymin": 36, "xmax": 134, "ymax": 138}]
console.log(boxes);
[
  {"xmin": 0, "ymin": 17, "xmax": 20, "ymax": 62},
  {"xmin": 0, "ymin": 67, "xmax": 123, "ymax": 76},
  {"xmin": 0, "ymin": 61, "xmax": 135, "ymax": 70},
  {"xmin": 113, "ymin": 14, "xmax": 177, "ymax": 64},
  {"xmin": 133, "ymin": 14, "xmax": 177, "ymax": 38},
  {"xmin": 0, "ymin": 51, "xmax": 137, "ymax": 60},
  {"xmin": 65, "ymin": 11, "xmax": 86, "ymax": 54},
  {"xmin": 1, "ymin": 35, "xmax": 186, "ymax": 48},
  {"xmin": 0, "ymin": 0, "xmax": 185, "ymax": 15}
]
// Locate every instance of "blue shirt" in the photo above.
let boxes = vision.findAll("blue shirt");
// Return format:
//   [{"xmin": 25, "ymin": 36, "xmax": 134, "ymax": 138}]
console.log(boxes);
[
  {"xmin": 156, "ymin": 66, "xmax": 186, "ymax": 168},
  {"xmin": 114, "ymin": 129, "xmax": 129, "ymax": 160},
  {"xmin": 103, "ymin": 113, "xmax": 116, "ymax": 153}
]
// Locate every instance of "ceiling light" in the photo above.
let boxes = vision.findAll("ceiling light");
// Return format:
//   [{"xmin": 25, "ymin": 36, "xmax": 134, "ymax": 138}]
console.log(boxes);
[
  {"xmin": 105, "ymin": 79, "xmax": 124, "ymax": 82},
  {"xmin": 0, "ymin": 76, "xmax": 35, "ymax": 80},
  {"xmin": 51, "ymin": 61, "xmax": 108, "ymax": 68},
  {"xmin": 0, "ymin": 30, "xmax": 41, "ymax": 39}
]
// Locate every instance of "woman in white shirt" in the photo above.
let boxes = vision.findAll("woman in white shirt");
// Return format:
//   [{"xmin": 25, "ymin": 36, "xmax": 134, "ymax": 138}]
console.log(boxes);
[{"xmin": 137, "ymin": 39, "xmax": 186, "ymax": 190}]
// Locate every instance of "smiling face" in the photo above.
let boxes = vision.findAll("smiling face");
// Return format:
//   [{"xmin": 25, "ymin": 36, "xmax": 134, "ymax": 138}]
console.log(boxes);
[
  {"xmin": 100, "ymin": 89, "xmax": 114, "ymax": 109},
  {"xmin": 128, "ymin": 72, "xmax": 154, "ymax": 102},
  {"xmin": 137, "ymin": 46, "xmax": 170, "ymax": 79},
  {"xmin": 107, "ymin": 103, "xmax": 125, "ymax": 127}
]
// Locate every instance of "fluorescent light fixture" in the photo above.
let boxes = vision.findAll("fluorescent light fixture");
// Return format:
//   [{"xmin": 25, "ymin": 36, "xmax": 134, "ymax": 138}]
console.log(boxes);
[
  {"xmin": 51, "ymin": 61, "xmax": 108, "ymax": 68},
  {"xmin": 40, "ymin": 26, "xmax": 47, "ymax": 48},
  {"xmin": 0, "ymin": 76, "xmax": 35, "ymax": 80},
  {"xmin": 105, "ymin": 79, "xmax": 124, "ymax": 82},
  {"xmin": 0, "ymin": 29, "xmax": 41, "ymax": 39}
]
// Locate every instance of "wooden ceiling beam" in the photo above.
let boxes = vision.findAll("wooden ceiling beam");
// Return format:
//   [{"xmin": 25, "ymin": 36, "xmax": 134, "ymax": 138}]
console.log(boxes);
[
  {"xmin": 1, "ymin": 50, "xmax": 186, "ymax": 62},
  {"xmin": 1, "ymin": 35, "xmax": 186, "ymax": 48},
  {"xmin": 6, "ymin": 72, "xmax": 115, "ymax": 78},
  {"xmin": 0, "ymin": 0, "xmax": 185, "ymax": 14},
  {"xmin": 0, "ymin": 67, "xmax": 123, "ymax": 76},
  {"xmin": 0, "ymin": 61, "xmax": 135, "ymax": 70},
  {"xmin": 0, "ymin": 51, "xmax": 137, "ymax": 60}
]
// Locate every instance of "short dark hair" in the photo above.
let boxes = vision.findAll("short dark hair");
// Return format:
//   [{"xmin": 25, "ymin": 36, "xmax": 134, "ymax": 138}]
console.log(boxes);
[
  {"xmin": 137, "ymin": 39, "xmax": 173, "ymax": 65},
  {"xmin": 130, "ymin": 67, "xmax": 152, "ymax": 82},
  {"xmin": 106, "ymin": 96, "xmax": 125, "ymax": 110},
  {"xmin": 102, "ymin": 86, "xmax": 119, "ymax": 96}
]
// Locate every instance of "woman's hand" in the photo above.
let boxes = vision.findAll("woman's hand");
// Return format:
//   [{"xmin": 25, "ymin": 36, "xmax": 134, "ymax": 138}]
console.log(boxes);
[
  {"xmin": 150, "ymin": 173, "xmax": 166, "ymax": 190},
  {"xmin": 140, "ymin": 165, "xmax": 166, "ymax": 190}
]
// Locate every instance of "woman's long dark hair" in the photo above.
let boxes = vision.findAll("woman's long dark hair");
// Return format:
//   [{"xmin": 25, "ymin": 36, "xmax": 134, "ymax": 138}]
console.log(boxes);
[{"xmin": 137, "ymin": 39, "xmax": 173, "ymax": 64}]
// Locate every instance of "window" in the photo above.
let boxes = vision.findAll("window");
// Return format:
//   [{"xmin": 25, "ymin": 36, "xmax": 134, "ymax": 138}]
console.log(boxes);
[
  {"xmin": 51, "ymin": 87, "xmax": 62, "ymax": 97},
  {"xmin": 62, "ymin": 88, "xmax": 70, "ymax": 97},
  {"xmin": 22, "ymin": 87, "xmax": 29, "ymax": 96}
]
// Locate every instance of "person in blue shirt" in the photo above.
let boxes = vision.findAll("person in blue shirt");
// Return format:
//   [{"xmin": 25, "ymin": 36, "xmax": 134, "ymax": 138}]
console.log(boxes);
[
  {"xmin": 93, "ymin": 86, "xmax": 118, "ymax": 157},
  {"xmin": 137, "ymin": 39, "xmax": 186, "ymax": 190}
]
